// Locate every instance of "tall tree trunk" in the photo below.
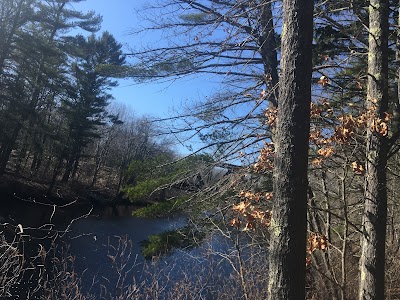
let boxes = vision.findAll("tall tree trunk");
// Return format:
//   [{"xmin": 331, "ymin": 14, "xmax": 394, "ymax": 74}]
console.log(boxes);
[
  {"xmin": 259, "ymin": 1, "xmax": 279, "ymax": 108},
  {"xmin": 0, "ymin": 123, "xmax": 22, "ymax": 175},
  {"xmin": 267, "ymin": 0, "xmax": 314, "ymax": 299},
  {"xmin": 62, "ymin": 157, "xmax": 74, "ymax": 182},
  {"xmin": 394, "ymin": 1, "xmax": 400, "ymax": 139},
  {"xmin": 359, "ymin": 0, "xmax": 389, "ymax": 299}
]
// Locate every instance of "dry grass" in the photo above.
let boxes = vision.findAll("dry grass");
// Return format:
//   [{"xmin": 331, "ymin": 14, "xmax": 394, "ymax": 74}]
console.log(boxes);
[{"xmin": 1, "ymin": 223, "xmax": 400, "ymax": 299}]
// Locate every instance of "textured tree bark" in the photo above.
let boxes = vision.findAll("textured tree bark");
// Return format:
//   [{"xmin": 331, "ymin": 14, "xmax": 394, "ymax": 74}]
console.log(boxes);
[
  {"xmin": 267, "ymin": 0, "xmax": 314, "ymax": 299},
  {"xmin": 359, "ymin": 0, "xmax": 389, "ymax": 299}
]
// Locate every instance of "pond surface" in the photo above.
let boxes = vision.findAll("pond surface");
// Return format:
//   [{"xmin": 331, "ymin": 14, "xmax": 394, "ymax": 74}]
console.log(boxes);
[
  {"xmin": 65, "ymin": 207, "xmax": 187, "ymax": 284},
  {"xmin": 65, "ymin": 205, "xmax": 235, "ymax": 295},
  {"xmin": 0, "ymin": 199, "xmax": 236, "ymax": 297}
]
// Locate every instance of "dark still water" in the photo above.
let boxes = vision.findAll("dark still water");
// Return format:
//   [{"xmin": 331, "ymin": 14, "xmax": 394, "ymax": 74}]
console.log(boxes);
[
  {"xmin": 65, "ymin": 206, "xmax": 238, "ymax": 297},
  {"xmin": 0, "ymin": 199, "xmax": 239, "ymax": 298},
  {"xmin": 65, "ymin": 208, "xmax": 187, "ymax": 288}
]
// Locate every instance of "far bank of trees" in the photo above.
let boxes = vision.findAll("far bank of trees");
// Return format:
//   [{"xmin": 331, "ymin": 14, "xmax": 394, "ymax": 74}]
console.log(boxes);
[{"xmin": 0, "ymin": 0, "xmax": 176, "ymax": 195}]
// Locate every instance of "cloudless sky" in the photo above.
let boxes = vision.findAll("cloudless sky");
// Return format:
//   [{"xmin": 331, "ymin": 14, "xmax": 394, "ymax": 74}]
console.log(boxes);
[{"xmin": 71, "ymin": 0, "xmax": 219, "ymax": 120}]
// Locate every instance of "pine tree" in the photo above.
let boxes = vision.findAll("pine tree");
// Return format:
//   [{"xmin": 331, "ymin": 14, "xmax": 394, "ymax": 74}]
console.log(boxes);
[
  {"xmin": 59, "ymin": 32, "xmax": 125, "ymax": 182},
  {"xmin": 0, "ymin": 0, "xmax": 101, "ymax": 175}
]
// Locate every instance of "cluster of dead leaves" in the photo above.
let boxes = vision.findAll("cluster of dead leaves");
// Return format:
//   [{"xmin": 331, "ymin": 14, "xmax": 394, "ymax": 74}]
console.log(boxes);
[
  {"xmin": 317, "ymin": 147, "xmax": 334, "ymax": 158},
  {"xmin": 334, "ymin": 115, "xmax": 360, "ymax": 143},
  {"xmin": 310, "ymin": 102, "xmax": 323, "ymax": 117},
  {"xmin": 309, "ymin": 128, "xmax": 331, "ymax": 146},
  {"xmin": 253, "ymin": 143, "xmax": 274, "ymax": 173},
  {"xmin": 264, "ymin": 99, "xmax": 391, "ymax": 172},
  {"xmin": 310, "ymin": 100, "xmax": 333, "ymax": 118},
  {"xmin": 231, "ymin": 202, "xmax": 271, "ymax": 231},
  {"xmin": 338, "ymin": 106, "xmax": 391, "ymax": 139},
  {"xmin": 310, "ymin": 102, "xmax": 391, "ymax": 172},
  {"xmin": 351, "ymin": 161, "xmax": 364, "ymax": 175},
  {"xmin": 238, "ymin": 190, "xmax": 273, "ymax": 202},
  {"xmin": 311, "ymin": 157, "xmax": 324, "ymax": 166},
  {"xmin": 311, "ymin": 146, "xmax": 335, "ymax": 166},
  {"xmin": 306, "ymin": 233, "xmax": 329, "ymax": 266},
  {"xmin": 264, "ymin": 107, "xmax": 277, "ymax": 126},
  {"xmin": 230, "ymin": 190, "xmax": 273, "ymax": 231},
  {"xmin": 317, "ymin": 76, "xmax": 330, "ymax": 87},
  {"xmin": 370, "ymin": 112, "xmax": 390, "ymax": 137}
]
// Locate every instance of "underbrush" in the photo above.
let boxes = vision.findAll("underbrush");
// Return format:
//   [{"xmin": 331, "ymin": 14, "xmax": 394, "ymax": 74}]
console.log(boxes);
[
  {"xmin": 2, "ymin": 226, "xmax": 400, "ymax": 300},
  {"xmin": 0, "ymin": 229, "xmax": 270, "ymax": 300}
]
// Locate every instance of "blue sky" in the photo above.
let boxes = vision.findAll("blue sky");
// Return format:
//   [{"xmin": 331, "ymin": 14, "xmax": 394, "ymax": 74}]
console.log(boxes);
[{"xmin": 72, "ymin": 0, "xmax": 219, "ymax": 120}]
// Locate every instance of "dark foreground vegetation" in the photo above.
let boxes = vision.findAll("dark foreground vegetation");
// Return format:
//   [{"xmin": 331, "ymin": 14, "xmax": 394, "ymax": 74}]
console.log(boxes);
[{"xmin": 0, "ymin": 230, "xmax": 272, "ymax": 300}]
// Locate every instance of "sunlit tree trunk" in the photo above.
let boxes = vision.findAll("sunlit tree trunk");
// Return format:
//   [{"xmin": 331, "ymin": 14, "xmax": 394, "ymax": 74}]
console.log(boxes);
[
  {"xmin": 359, "ymin": 0, "xmax": 389, "ymax": 299},
  {"xmin": 267, "ymin": 0, "xmax": 314, "ymax": 299}
]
